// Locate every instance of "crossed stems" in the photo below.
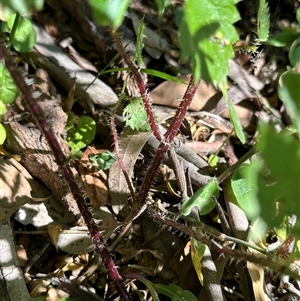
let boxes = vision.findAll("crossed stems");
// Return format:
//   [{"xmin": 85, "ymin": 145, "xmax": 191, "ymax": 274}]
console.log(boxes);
[
  {"xmin": 112, "ymin": 31, "xmax": 200, "ymax": 206},
  {"xmin": 0, "ymin": 29, "xmax": 200, "ymax": 300}
]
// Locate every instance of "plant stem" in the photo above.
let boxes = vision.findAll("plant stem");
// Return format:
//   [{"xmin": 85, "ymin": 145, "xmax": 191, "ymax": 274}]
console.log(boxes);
[
  {"xmin": 8, "ymin": 13, "xmax": 21, "ymax": 50},
  {"xmin": 113, "ymin": 30, "xmax": 162, "ymax": 141},
  {"xmin": 111, "ymin": 104, "xmax": 136, "ymax": 202},
  {"xmin": 137, "ymin": 76, "xmax": 199, "ymax": 205},
  {"xmin": 0, "ymin": 44, "xmax": 130, "ymax": 301}
]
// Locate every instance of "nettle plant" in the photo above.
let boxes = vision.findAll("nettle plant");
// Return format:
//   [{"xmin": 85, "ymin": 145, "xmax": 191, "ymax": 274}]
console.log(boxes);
[{"xmin": 0, "ymin": 0, "xmax": 299, "ymax": 300}]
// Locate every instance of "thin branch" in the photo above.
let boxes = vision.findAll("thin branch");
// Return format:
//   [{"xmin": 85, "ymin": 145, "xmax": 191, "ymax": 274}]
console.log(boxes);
[{"xmin": 111, "ymin": 104, "xmax": 137, "ymax": 202}]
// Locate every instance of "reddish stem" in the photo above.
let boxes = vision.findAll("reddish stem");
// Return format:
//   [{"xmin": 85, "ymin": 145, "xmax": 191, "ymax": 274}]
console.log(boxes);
[
  {"xmin": 111, "ymin": 112, "xmax": 136, "ymax": 202},
  {"xmin": 137, "ymin": 76, "xmax": 199, "ymax": 205},
  {"xmin": 0, "ymin": 44, "xmax": 130, "ymax": 301},
  {"xmin": 113, "ymin": 31, "xmax": 162, "ymax": 141}
]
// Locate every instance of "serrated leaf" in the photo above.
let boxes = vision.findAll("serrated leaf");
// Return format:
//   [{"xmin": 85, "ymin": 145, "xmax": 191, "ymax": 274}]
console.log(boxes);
[
  {"xmin": 0, "ymin": 123, "xmax": 7, "ymax": 144},
  {"xmin": 7, "ymin": 14, "xmax": 36, "ymax": 52},
  {"xmin": 153, "ymin": 283, "xmax": 198, "ymax": 301},
  {"xmin": 90, "ymin": 0, "xmax": 130, "ymax": 29},
  {"xmin": 227, "ymin": 98, "xmax": 246, "ymax": 144},
  {"xmin": 257, "ymin": 0, "xmax": 270, "ymax": 42},
  {"xmin": 135, "ymin": 16, "xmax": 145, "ymax": 67},
  {"xmin": 178, "ymin": 0, "xmax": 240, "ymax": 87},
  {"xmin": 0, "ymin": 62, "xmax": 19, "ymax": 104},
  {"xmin": 89, "ymin": 151, "xmax": 117, "ymax": 170},
  {"xmin": 123, "ymin": 97, "xmax": 151, "ymax": 131},
  {"xmin": 181, "ymin": 178, "xmax": 219, "ymax": 216},
  {"xmin": 67, "ymin": 116, "xmax": 96, "ymax": 153}
]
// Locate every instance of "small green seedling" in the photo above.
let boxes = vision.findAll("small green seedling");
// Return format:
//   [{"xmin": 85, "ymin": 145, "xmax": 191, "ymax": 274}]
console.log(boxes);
[
  {"xmin": 89, "ymin": 151, "xmax": 117, "ymax": 170},
  {"xmin": 66, "ymin": 114, "xmax": 96, "ymax": 157},
  {"xmin": 123, "ymin": 97, "xmax": 151, "ymax": 131}
]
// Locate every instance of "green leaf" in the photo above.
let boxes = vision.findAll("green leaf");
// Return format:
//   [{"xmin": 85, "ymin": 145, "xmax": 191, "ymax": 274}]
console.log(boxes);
[
  {"xmin": 278, "ymin": 69, "xmax": 300, "ymax": 132},
  {"xmin": 0, "ymin": 123, "xmax": 7, "ymax": 144},
  {"xmin": 227, "ymin": 98, "xmax": 246, "ymax": 144},
  {"xmin": 89, "ymin": 151, "xmax": 117, "ymax": 170},
  {"xmin": 153, "ymin": 283, "xmax": 198, "ymax": 301},
  {"xmin": 0, "ymin": 62, "xmax": 19, "ymax": 104},
  {"xmin": 289, "ymin": 37, "xmax": 300, "ymax": 67},
  {"xmin": 181, "ymin": 178, "xmax": 219, "ymax": 216},
  {"xmin": 123, "ymin": 97, "xmax": 151, "ymax": 131},
  {"xmin": 257, "ymin": 0, "xmax": 270, "ymax": 42},
  {"xmin": 0, "ymin": 101, "xmax": 7, "ymax": 115},
  {"xmin": 90, "ymin": 0, "xmax": 130, "ymax": 29},
  {"xmin": 177, "ymin": 0, "xmax": 240, "ymax": 87},
  {"xmin": 154, "ymin": 0, "xmax": 172, "ymax": 20},
  {"xmin": 135, "ymin": 16, "xmax": 145, "ymax": 67},
  {"xmin": 1, "ymin": 0, "xmax": 43, "ymax": 19},
  {"xmin": 7, "ymin": 14, "xmax": 36, "ymax": 52},
  {"xmin": 256, "ymin": 123, "xmax": 300, "ymax": 234},
  {"xmin": 267, "ymin": 31, "xmax": 299, "ymax": 47},
  {"xmin": 67, "ymin": 116, "xmax": 96, "ymax": 153},
  {"xmin": 65, "ymin": 111, "xmax": 75, "ymax": 132},
  {"xmin": 231, "ymin": 163, "xmax": 261, "ymax": 220},
  {"xmin": 142, "ymin": 69, "xmax": 188, "ymax": 84}
]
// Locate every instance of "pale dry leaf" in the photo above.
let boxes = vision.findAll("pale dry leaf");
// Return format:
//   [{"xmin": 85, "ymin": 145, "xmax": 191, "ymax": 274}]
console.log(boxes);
[
  {"xmin": 48, "ymin": 224, "xmax": 62, "ymax": 252},
  {"xmin": 0, "ymin": 221, "xmax": 32, "ymax": 301},
  {"xmin": 150, "ymin": 74, "xmax": 221, "ymax": 111},
  {"xmin": 57, "ymin": 227, "xmax": 94, "ymax": 254},
  {"xmin": 0, "ymin": 157, "xmax": 52, "ymax": 223},
  {"xmin": 247, "ymin": 260, "xmax": 271, "ymax": 301},
  {"xmin": 109, "ymin": 128, "xmax": 152, "ymax": 217}
]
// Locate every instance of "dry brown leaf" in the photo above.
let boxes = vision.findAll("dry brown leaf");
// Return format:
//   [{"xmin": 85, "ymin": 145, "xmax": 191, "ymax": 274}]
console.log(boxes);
[
  {"xmin": 109, "ymin": 128, "xmax": 152, "ymax": 217},
  {"xmin": 79, "ymin": 147, "xmax": 109, "ymax": 209},
  {"xmin": 247, "ymin": 260, "xmax": 271, "ymax": 301},
  {"xmin": 150, "ymin": 74, "xmax": 221, "ymax": 111}
]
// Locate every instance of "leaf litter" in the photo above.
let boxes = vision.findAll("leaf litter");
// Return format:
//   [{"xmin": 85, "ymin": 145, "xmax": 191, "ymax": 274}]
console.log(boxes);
[{"xmin": 0, "ymin": 1, "xmax": 299, "ymax": 301}]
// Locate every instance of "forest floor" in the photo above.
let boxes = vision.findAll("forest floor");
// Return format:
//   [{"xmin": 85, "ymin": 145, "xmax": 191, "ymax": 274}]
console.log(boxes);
[{"xmin": 0, "ymin": 1, "xmax": 299, "ymax": 301}]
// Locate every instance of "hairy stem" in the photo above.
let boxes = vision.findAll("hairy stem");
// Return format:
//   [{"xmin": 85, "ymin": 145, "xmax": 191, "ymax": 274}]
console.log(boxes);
[
  {"xmin": 138, "ymin": 76, "xmax": 199, "ymax": 205},
  {"xmin": 0, "ymin": 44, "xmax": 129, "ymax": 301},
  {"xmin": 111, "ymin": 105, "xmax": 136, "ymax": 202},
  {"xmin": 113, "ymin": 30, "xmax": 162, "ymax": 141}
]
